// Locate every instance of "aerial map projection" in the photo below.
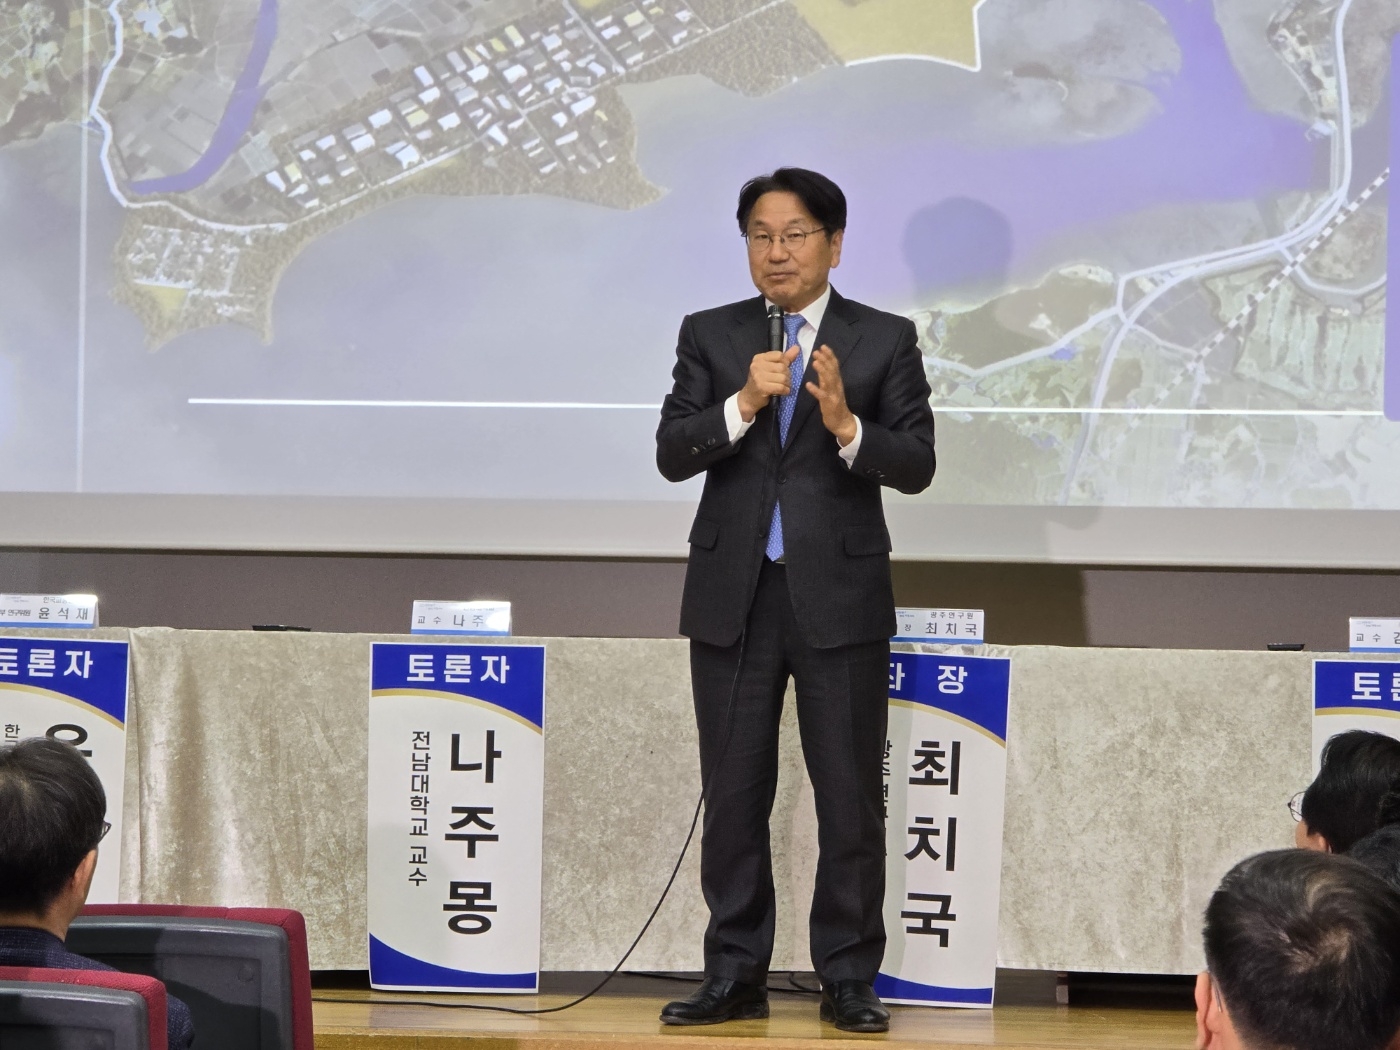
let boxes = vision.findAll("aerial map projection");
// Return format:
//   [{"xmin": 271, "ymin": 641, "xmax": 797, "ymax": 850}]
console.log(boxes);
[{"xmin": 0, "ymin": 0, "xmax": 1395, "ymax": 513}]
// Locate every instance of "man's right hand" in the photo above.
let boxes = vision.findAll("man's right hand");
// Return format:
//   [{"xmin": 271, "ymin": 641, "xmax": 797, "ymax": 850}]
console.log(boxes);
[{"xmin": 737, "ymin": 346, "xmax": 800, "ymax": 421}]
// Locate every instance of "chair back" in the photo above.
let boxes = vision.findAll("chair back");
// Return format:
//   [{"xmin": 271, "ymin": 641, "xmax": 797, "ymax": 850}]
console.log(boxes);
[
  {"xmin": 69, "ymin": 910, "xmax": 303, "ymax": 1050},
  {"xmin": 0, "ymin": 965, "xmax": 167, "ymax": 1050}
]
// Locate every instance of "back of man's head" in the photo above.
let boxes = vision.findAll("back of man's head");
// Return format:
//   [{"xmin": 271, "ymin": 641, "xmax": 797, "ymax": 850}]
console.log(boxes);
[
  {"xmin": 0, "ymin": 737, "xmax": 107, "ymax": 915},
  {"xmin": 1204, "ymin": 849, "xmax": 1400, "ymax": 1050}
]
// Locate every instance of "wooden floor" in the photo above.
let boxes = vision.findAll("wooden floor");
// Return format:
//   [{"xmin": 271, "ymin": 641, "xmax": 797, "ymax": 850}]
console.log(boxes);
[{"xmin": 312, "ymin": 973, "xmax": 1197, "ymax": 1050}]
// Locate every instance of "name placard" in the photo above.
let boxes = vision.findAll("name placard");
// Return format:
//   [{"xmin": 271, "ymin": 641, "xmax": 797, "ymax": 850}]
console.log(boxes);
[
  {"xmin": 412, "ymin": 601, "xmax": 511, "ymax": 636},
  {"xmin": 894, "ymin": 608, "xmax": 984, "ymax": 644},
  {"xmin": 1350, "ymin": 618, "xmax": 1400, "ymax": 653},
  {"xmin": 0, "ymin": 637, "xmax": 129, "ymax": 901},
  {"xmin": 0, "ymin": 594, "xmax": 99, "ymax": 629},
  {"xmin": 367, "ymin": 642, "xmax": 545, "ymax": 992},
  {"xmin": 877, "ymin": 652, "xmax": 1012, "ymax": 1008}
]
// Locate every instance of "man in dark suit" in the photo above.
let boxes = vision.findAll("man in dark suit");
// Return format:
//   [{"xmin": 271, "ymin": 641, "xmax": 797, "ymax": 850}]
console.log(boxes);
[
  {"xmin": 0, "ymin": 737, "xmax": 195, "ymax": 1050},
  {"xmin": 656, "ymin": 168, "xmax": 935, "ymax": 1032}
]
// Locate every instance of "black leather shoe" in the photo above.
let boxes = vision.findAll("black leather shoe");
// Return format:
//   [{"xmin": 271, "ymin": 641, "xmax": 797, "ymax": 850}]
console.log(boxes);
[
  {"xmin": 819, "ymin": 980, "xmax": 890, "ymax": 1033},
  {"xmin": 659, "ymin": 976, "xmax": 769, "ymax": 1025}
]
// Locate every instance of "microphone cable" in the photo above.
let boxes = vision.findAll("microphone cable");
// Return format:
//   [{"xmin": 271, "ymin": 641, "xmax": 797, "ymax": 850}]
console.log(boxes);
[{"xmin": 314, "ymin": 629, "xmax": 754, "ymax": 1017}]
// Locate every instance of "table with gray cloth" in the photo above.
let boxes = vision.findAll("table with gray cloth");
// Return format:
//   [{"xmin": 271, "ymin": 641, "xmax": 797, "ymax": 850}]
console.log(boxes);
[{"xmin": 4, "ymin": 627, "xmax": 1364, "ymax": 975}]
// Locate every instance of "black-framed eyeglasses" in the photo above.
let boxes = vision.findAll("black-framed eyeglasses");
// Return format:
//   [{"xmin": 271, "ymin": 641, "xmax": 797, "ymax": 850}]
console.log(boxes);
[
  {"xmin": 98, "ymin": 821, "xmax": 112, "ymax": 842},
  {"xmin": 1288, "ymin": 791, "xmax": 1304, "ymax": 823},
  {"xmin": 744, "ymin": 227, "xmax": 826, "ymax": 254}
]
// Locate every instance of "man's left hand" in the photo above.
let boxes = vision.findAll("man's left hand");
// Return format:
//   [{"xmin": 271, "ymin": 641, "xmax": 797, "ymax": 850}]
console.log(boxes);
[{"xmin": 806, "ymin": 345, "xmax": 858, "ymax": 447}]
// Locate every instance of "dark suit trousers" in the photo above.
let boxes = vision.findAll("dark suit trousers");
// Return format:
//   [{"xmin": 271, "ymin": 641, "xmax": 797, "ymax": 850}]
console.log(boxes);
[{"xmin": 690, "ymin": 560, "xmax": 889, "ymax": 985}]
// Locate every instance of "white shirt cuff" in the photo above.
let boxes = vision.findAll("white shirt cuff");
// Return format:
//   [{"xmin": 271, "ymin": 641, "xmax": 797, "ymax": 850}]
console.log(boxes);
[
  {"xmin": 838, "ymin": 416, "xmax": 863, "ymax": 466},
  {"xmin": 723, "ymin": 393, "xmax": 754, "ymax": 444}
]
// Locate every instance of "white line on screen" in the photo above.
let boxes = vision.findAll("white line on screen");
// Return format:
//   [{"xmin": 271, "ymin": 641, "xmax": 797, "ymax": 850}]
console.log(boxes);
[{"xmin": 187, "ymin": 399, "xmax": 1384, "ymax": 417}]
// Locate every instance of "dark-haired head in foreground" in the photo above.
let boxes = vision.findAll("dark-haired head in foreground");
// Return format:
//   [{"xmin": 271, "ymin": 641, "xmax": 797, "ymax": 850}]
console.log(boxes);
[
  {"xmin": 1350, "ymin": 823, "xmax": 1400, "ymax": 894},
  {"xmin": 0, "ymin": 736, "xmax": 107, "ymax": 916},
  {"xmin": 1296, "ymin": 729, "xmax": 1400, "ymax": 853},
  {"xmin": 0, "ymin": 737, "xmax": 196, "ymax": 1050},
  {"xmin": 1196, "ymin": 849, "xmax": 1400, "ymax": 1050}
]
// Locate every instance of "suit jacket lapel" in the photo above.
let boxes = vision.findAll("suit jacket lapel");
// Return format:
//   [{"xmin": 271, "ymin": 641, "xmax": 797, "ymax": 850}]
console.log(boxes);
[{"xmin": 783, "ymin": 288, "xmax": 862, "ymax": 452}]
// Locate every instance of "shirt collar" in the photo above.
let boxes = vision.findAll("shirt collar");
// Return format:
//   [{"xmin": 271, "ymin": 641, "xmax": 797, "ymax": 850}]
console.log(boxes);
[{"xmin": 765, "ymin": 283, "xmax": 832, "ymax": 335}]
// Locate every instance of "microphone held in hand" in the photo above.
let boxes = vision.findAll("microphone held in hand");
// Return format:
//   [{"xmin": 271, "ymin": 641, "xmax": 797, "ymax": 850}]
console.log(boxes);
[{"xmin": 767, "ymin": 305, "xmax": 786, "ymax": 407}]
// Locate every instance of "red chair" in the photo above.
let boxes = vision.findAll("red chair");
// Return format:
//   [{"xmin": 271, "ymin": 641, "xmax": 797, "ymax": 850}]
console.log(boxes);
[
  {"xmin": 73, "ymin": 906, "xmax": 312, "ymax": 1050},
  {"xmin": 0, "ymin": 965, "xmax": 168, "ymax": 1050}
]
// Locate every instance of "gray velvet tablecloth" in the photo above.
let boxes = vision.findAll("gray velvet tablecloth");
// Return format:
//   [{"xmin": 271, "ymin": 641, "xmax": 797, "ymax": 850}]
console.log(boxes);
[{"xmin": 3, "ymin": 627, "xmax": 1349, "ymax": 974}]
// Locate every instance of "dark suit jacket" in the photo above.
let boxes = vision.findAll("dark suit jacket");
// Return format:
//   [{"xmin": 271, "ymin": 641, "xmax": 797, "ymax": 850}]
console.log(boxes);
[
  {"xmin": 0, "ymin": 925, "xmax": 196, "ymax": 1050},
  {"xmin": 657, "ymin": 289, "xmax": 935, "ymax": 649}
]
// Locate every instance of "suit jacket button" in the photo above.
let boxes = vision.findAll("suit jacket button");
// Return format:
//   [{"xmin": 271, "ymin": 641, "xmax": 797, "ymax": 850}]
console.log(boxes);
[
  {"xmin": 778, "ymin": 472, "xmax": 787, "ymax": 484},
  {"xmin": 691, "ymin": 446, "xmax": 702, "ymax": 454}
]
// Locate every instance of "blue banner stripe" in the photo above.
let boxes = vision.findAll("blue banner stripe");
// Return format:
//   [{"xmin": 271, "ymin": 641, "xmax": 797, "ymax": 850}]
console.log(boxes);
[
  {"xmin": 371, "ymin": 643, "xmax": 545, "ymax": 728},
  {"xmin": 874, "ymin": 973, "xmax": 993, "ymax": 1005},
  {"xmin": 0, "ymin": 638, "xmax": 129, "ymax": 723},
  {"xmin": 1314, "ymin": 660, "xmax": 1400, "ymax": 717},
  {"xmin": 368, "ymin": 936, "xmax": 537, "ymax": 990},
  {"xmin": 888, "ymin": 653, "xmax": 1011, "ymax": 741},
  {"xmin": 1, "ymin": 622, "xmax": 95, "ymax": 630},
  {"xmin": 409, "ymin": 629, "xmax": 511, "ymax": 636}
]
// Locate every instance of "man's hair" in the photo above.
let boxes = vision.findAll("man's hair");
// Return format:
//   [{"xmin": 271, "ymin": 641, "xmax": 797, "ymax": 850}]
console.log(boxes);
[
  {"xmin": 1349, "ymin": 824, "xmax": 1400, "ymax": 894},
  {"xmin": 0, "ymin": 737, "xmax": 107, "ymax": 913},
  {"xmin": 736, "ymin": 168, "xmax": 847, "ymax": 236},
  {"xmin": 1301, "ymin": 730, "xmax": 1400, "ymax": 852},
  {"xmin": 1203, "ymin": 849, "xmax": 1400, "ymax": 1050}
]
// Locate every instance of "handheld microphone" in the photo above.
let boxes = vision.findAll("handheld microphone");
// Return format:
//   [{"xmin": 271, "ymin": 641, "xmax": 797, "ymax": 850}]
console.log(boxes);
[{"xmin": 767, "ymin": 304, "xmax": 783, "ymax": 354}]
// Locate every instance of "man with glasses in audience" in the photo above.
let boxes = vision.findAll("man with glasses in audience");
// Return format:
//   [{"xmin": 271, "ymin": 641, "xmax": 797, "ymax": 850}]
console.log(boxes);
[
  {"xmin": 1197, "ymin": 848, "xmax": 1400, "ymax": 1050},
  {"xmin": 656, "ymin": 168, "xmax": 935, "ymax": 1032},
  {"xmin": 0, "ymin": 737, "xmax": 195, "ymax": 1050}
]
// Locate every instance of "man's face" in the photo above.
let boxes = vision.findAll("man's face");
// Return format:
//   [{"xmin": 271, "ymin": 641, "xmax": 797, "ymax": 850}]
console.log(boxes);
[{"xmin": 745, "ymin": 190, "xmax": 843, "ymax": 312}]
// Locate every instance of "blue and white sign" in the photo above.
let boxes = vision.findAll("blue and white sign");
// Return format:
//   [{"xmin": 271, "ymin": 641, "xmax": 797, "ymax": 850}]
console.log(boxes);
[
  {"xmin": 411, "ymin": 601, "xmax": 511, "ymax": 636},
  {"xmin": 877, "ymin": 652, "xmax": 1011, "ymax": 1009},
  {"xmin": 0, "ymin": 594, "xmax": 99, "ymax": 629},
  {"xmin": 1349, "ymin": 619, "xmax": 1400, "ymax": 653},
  {"xmin": 894, "ymin": 608, "xmax": 984, "ymax": 644},
  {"xmin": 367, "ymin": 643, "xmax": 545, "ymax": 992},
  {"xmin": 0, "ymin": 637, "xmax": 129, "ymax": 902},
  {"xmin": 1313, "ymin": 659, "xmax": 1400, "ymax": 770}
]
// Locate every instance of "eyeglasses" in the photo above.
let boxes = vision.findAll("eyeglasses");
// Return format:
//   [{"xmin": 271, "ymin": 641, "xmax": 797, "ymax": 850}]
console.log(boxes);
[
  {"xmin": 99, "ymin": 821, "xmax": 111, "ymax": 842},
  {"xmin": 744, "ymin": 227, "xmax": 826, "ymax": 254},
  {"xmin": 1288, "ymin": 791, "xmax": 1304, "ymax": 823}
]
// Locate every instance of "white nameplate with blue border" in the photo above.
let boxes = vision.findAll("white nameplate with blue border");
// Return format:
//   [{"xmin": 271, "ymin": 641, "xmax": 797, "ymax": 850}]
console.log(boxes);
[
  {"xmin": 0, "ymin": 637, "xmax": 129, "ymax": 901},
  {"xmin": 877, "ymin": 652, "xmax": 1011, "ymax": 1009},
  {"xmin": 894, "ymin": 608, "xmax": 984, "ymax": 645},
  {"xmin": 0, "ymin": 594, "xmax": 99, "ymax": 629},
  {"xmin": 1350, "ymin": 618, "xmax": 1400, "ymax": 653},
  {"xmin": 411, "ymin": 601, "xmax": 511, "ymax": 636},
  {"xmin": 368, "ymin": 642, "xmax": 545, "ymax": 993}
]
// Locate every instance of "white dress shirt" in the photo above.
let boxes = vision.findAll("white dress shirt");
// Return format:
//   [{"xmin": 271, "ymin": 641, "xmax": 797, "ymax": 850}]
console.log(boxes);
[{"xmin": 721, "ymin": 284, "xmax": 864, "ymax": 465}]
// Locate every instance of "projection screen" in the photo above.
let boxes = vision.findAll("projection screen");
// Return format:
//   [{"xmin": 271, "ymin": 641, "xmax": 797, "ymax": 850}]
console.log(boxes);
[{"xmin": 0, "ymin": 0, "xmax": 1396, "ymax": 565}]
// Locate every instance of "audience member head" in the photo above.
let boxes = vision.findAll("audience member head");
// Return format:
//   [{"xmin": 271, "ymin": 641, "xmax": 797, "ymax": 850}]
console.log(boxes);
[
  {"xmin": 1350, "ymin": 823, "xmax": 1400, "ymax": 894},
  {"xmin": 0, "ymin": 737, "xmax": 108, "ymax": 936},
  {"xmin": 1295, "ymin": 730, "xmax": 1400, "ymax": 853},
  {"xmin": 1196, "ymin": 848, "xmax": 1400, "ymax": 1050}
]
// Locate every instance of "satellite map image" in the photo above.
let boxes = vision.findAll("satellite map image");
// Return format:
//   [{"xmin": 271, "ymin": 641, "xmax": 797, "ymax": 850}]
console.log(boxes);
[{"xmin": 0, "ymin": 0, "xmax": 1394, "ymax": 510}]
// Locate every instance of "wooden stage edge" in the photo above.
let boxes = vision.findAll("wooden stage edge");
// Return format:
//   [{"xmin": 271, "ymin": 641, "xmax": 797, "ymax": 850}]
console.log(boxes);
[{"xmin": 312, "ymin": 972, "xmax": 1197, "ymax": 1050}]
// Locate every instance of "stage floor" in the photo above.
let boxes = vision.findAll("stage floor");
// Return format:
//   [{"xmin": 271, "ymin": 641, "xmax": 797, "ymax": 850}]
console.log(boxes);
[{"xmin": 312, "ymin": 972, "xmax": 1197, "ymax": 1050}]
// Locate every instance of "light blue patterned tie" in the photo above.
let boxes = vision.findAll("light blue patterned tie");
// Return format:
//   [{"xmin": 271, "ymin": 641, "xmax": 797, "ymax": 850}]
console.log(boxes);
[{"xmin": 764, "ymin": 313, "xmax": 807, "ymax": 562}]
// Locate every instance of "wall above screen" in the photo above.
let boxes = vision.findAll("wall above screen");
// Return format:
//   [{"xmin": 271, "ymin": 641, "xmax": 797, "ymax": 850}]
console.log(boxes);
[{"xmin": 4, "ymin": 494, "xmax": 1400, "ymax": 570}]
